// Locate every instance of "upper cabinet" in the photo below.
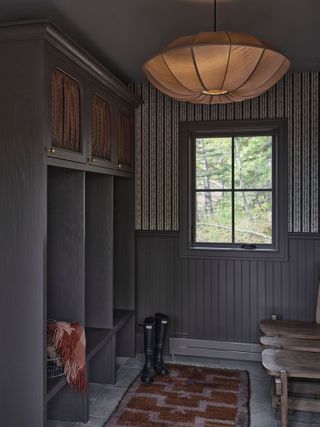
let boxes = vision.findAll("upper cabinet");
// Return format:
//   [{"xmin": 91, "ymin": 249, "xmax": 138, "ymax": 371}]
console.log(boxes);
[
  {"xmin": 116, "ymin": 106, "xmax": 134, "ymax": 173},
  {"xmin": 87, "ymin": 81, "xmax": 114, "ymax": 169},
  {"xmin": 52, "ymin": 70, "xmax": 81, "ymax": 154},
  {"xmin": 44, "ymin": 28, "xmax": 140, "ymax": 175},
  {"xmin": 47, "ymin": 47, "xmax": 87, "ymax": 163}
]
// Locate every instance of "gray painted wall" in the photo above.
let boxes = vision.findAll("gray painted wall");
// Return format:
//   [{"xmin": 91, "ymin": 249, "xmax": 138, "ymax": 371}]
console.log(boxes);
[{"xmin": 136, "ymin": 232, "xmax": 320, "ymax": 346}]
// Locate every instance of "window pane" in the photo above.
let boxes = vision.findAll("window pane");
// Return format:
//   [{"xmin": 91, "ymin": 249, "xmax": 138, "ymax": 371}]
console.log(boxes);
[
  {"xmin": 196, "ymin": 137, "xmax": 232, "ymax": 189},
  {"xmin": 234, "ymin": 191, "xmax": 272, "ymax": 244},
  {"xmin": 234, "ymin": 136, "xmax": 272, "ymax": 189},
  {"xmin": 195, "ymin": 191, "xmax": 232, "ymax": 243}
]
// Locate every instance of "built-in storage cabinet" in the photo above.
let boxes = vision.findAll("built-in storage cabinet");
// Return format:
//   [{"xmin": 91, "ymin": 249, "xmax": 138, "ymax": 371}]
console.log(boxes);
[
  {"xmin": 116, "ymin": 106, "xmax": 135, "ymax": 173},
  {"xmin": 0, "ymin": 22, "xmax": 139, "ymax": 427}
]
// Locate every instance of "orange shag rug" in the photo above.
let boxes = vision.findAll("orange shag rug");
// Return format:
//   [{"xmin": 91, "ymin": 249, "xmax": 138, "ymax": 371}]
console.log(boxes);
[{"xmin": 105, "ymin": 363, "xmax": 250, "ymax": 427}]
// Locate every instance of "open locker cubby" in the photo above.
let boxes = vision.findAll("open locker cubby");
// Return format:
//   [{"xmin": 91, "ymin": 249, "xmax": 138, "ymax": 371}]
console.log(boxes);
[
  {"xmin": 47, "ymin": 166, "xmax": 87, "ymax": 422},
  {"xmin": 47, "ymin": 166, "xmax": 85, "ymax": 324},
  {"xmin": 113, "ymin": 177, "xmax": 135, "ymax": 358},
  {"xmin": 85, "ymin": 171, "xmax": 116, "ymax": 385}
]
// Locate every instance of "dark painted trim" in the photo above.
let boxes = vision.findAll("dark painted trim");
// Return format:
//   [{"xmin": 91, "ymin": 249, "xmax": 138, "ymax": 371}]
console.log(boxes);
[
  {"xmin": 0, "ymin": 21, "xmax": 141, "ymax": 108},
  {"xmin": 135, "ymin": 230, "xmax": 180, "ymax": 237},
  {"xmin": 47, "ymin": 156, "xmax": 132, "ymax": 178},
  {"xmin": 179, "ymin": 119, "xmax": 288, "ymax": 261},
  {"xmin": 136, "ymin": 230, "xmax": 320, "ymax": 240},
  {"xmin": 289, "ymin": 233, "xmax": 320, "ymax": 239}
]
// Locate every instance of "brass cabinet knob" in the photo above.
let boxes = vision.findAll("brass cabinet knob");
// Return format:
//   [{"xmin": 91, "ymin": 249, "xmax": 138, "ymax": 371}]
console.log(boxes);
[
  {"xmin": 92, "ymin": 158, "xmax": 96, "ymax": 163},
  {"xmin": 118, "ymin": 163, "xmax": 122, "ymax": 168},
  {"xmin": 48, "ymin": 147, "xmax": 55, "ymax": 154}
]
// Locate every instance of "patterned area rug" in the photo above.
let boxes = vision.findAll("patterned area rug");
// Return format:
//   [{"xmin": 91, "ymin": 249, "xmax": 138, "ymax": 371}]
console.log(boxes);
[{"xmin": 105, "ymin": 363, "xmax": 250, "ymax": 426}]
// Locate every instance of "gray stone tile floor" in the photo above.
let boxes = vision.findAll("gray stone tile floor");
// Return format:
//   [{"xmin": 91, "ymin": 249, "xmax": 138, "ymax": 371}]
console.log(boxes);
[{"xmin": 47, "ymin": 355, "xmax": 320, "ymax": 427}]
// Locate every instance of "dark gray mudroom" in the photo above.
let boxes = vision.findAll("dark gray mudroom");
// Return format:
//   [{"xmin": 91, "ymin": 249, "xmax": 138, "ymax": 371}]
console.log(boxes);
[{"xmin": 1, "ymin": 2, "xmax": 320, "ymax": 427}]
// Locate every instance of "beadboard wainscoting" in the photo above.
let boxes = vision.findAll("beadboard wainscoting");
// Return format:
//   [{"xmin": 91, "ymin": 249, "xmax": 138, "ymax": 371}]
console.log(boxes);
[
  {"xmin": 130, "ymin": 73, "xmax": 320, "ymax": 232},
  {"xmin": 136, "ymin": 231, "xmax": 320, "ymax": 349}
]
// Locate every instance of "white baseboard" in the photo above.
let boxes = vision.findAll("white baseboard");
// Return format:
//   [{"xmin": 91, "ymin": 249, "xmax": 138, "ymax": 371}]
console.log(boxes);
[{"xmin": 169, "ymin": 337, "xmax": 261, "ymax": 362}]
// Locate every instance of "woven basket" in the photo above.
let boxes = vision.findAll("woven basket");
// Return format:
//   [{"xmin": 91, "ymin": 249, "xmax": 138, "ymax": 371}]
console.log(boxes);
[{"xmin": 47, "ymin": 319, "xmax": 64, "ymax": 379}]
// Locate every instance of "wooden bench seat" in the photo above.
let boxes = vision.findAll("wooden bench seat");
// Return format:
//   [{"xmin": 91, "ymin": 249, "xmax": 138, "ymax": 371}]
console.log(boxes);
[
  {"xmin": 262, "ymin": 349, "xmax": 320, "ymax": 426},
  {"xmin": 262, "ymin": 349, "xmax": 320, "ymax": 379},
  {"xmin": 260, "ymin": 283, "xmax": 320, "ymax": 426},
  {"xmin": 260, "ymin": 336, "xmax": 320, "ymax": 352},
  {"xmin": 260, "ymin": 319, "xmax": 320, "ymax": 340}
]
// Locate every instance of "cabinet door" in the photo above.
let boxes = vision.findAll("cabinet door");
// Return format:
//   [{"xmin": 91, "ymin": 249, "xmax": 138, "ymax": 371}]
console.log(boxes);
[
  {"xmin": 46, "ymin": 46, "xmax": 87, "ymax": 163},
  {"xmin": 87, "ymin": 82, "xmax": 114, "ymax": 169},
  {"xmin": 115, "ymin": 105, "xmax": 134, "ymax": 173}
]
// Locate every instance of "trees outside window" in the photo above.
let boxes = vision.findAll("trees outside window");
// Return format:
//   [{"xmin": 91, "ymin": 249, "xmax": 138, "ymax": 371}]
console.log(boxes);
[
  {"xmin": 180, "ymin": 120, "xmax": 288, "ymax": 260},
  {"xmin": 195, "ymin": 135, "xmax": 272, "ymax": 245}
]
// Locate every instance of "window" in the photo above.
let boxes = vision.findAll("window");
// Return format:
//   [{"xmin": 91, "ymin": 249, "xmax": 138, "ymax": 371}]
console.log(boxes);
[{"xmin": 180, "ymin": 120, "xmax": 288, "ymax": 260}]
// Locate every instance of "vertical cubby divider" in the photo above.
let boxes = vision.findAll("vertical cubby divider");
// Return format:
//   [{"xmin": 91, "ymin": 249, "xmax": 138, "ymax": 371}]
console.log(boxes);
[
  {"xmin": 114, "ymin": 177, "xmax": 135, "ymax": 312},
  {"xmin": 85, "ymin": 172, "xmax": 114, "ymax": 329},
  {"xmin": 113, "ymin": 177, "xmax": 136, "ymax": 358}
]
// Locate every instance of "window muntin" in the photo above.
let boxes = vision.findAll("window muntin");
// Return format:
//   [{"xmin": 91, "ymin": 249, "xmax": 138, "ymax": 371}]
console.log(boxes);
[{"xmin": 194, "ymin": 135, "xmax": 273, "ymax": 247}]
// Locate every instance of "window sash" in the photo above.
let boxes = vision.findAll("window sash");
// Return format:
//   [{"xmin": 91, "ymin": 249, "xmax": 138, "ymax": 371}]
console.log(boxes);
[{"xmin": 192, "ymin": 134, "xmax": 274, "ymax": 247}]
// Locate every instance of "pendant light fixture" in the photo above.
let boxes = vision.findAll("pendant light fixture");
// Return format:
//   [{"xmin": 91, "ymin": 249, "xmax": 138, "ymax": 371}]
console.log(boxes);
[{"xmin": 143, "ymin": 0, "xmax": 290, "ymax": 104}]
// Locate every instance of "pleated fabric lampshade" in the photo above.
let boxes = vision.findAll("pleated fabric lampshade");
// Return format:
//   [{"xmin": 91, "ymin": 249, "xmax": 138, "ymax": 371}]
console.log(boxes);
[{"xmin": 143, "ymin": 31, "xmax": 290, "ymax": 104}]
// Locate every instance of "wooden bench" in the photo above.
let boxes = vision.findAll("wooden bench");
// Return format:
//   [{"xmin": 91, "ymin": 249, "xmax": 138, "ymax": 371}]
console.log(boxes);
[
  {"xmin": 260, "ymin": 281, "xmax": 320, "ymax": 340},
  {"xmin": 262, "ymin": 349, "xmax": 320, "ymax": 427},
  {"xmin": 259, "ymin": 282, "xmax": 320, "ymax": 426}
]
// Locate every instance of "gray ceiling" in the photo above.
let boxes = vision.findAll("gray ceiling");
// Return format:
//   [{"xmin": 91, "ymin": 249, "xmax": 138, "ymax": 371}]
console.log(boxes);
[{"xmin": 1, "ymin": 0, "xmax": 319, "ymax": 82}]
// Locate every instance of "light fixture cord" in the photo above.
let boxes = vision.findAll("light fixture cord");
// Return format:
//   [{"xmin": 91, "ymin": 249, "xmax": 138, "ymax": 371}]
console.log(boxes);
[{"xmin": 214, "ymin": 0, "xmax": 217, "ymax": 32}]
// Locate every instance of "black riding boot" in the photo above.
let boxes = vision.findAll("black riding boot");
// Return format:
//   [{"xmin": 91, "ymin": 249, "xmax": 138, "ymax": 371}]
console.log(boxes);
[
  {"xmin": 141, "ymin": 317, "xmax": 155, "ymax": 384},
  {"xmin": 154, "ymin": 313, "xmax": 169, "ymax": 376}
]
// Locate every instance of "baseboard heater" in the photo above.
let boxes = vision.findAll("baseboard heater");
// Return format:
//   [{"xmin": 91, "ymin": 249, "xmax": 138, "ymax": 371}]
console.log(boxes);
[{"xmin": 169, "ymin": 337, "xmax": 261, "ymax": 362}]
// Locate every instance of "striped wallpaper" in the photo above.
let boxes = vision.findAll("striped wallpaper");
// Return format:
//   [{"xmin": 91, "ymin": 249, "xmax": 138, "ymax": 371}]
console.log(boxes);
[{"xmin": 130, "ymin": 73, "xmax": 320, "ymax": 232}]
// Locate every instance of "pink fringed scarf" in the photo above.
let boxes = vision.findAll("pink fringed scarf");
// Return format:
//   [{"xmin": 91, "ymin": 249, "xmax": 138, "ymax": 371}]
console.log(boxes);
[{"xmin": 47, "ymin": 321, "xmax": 88, "ymax": 393}]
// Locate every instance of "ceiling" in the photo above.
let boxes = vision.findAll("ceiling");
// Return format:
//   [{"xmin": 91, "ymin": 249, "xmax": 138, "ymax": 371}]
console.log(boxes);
[{"xmin": 0, "ymin": 0, "xmax": 319, "ymax": 83}]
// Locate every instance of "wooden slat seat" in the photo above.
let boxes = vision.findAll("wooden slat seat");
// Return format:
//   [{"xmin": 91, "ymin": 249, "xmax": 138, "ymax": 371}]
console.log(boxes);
[
  {"xmin": 262, "ymin": 349, "xmax": 320, "ymax": 379},
  {"xmin": 262, "ymin": 349, "xmax": 320, "ymax": 426},
  {"xmin": 260, "ymin": 336, "xmax": 320, "ymax": 352},
  {"xmin": 260, "ymin": 319, "xmax": 320, "ymax": 340},
  {"xmin": 260, "ymin": 282, "xmax": 320, "ymax": 426}
]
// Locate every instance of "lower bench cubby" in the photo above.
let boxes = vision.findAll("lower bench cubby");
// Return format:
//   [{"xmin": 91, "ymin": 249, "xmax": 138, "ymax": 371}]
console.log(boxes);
[
  {"xmin": 114, "ymin": 309, "xmax": 135, "ymax": 358},
  {"xmin": 47, "ymin": 327, "xmax": 114, "ymax": 423},
  {"xmin": 87, "ymin": 327, "xmax": 116, "ymax": 385},
  {"xmin": 47, "ymin": 312, "xmax": 136, "ymax": 423}
]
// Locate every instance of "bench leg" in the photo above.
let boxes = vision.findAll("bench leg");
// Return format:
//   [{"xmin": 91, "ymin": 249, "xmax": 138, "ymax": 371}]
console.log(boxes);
[{"xmin": 280, "ymin": 370, "xmax": 288, "ymax": 427}]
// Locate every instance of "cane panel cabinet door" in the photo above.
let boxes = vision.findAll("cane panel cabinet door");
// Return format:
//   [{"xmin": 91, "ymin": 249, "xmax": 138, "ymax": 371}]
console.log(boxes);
[
  {"xmin": 115, "ymin": 102, "xmax": 135, "ymax": 174},
  {"xmin": 46, "ymin": 44, "xmax": 88, "ymax": 163},
  {"xmin": 87, "ymin": 80, "xmax": 114, "ymax": 169}
]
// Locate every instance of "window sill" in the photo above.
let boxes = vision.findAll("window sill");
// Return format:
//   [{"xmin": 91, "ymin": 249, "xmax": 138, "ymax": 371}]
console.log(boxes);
[{"xmin": 180, "ymin": 242, "xmax": 288, "ymax": 261}]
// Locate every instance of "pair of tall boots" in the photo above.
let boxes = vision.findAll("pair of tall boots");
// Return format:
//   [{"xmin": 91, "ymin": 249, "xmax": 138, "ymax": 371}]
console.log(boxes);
[{"xmin": 141, "ymin": 313, "xmax": 169, "ymax": 384}]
